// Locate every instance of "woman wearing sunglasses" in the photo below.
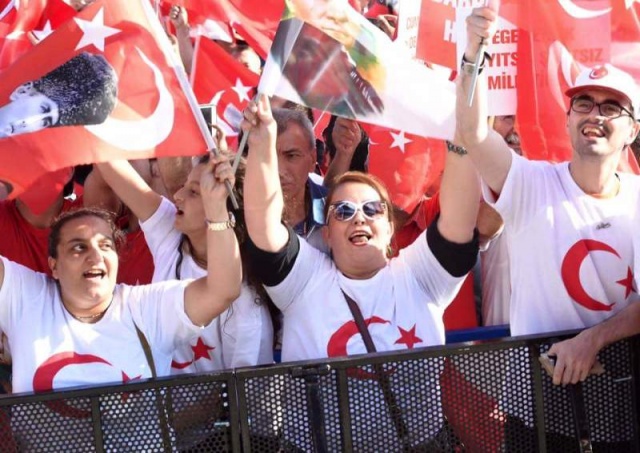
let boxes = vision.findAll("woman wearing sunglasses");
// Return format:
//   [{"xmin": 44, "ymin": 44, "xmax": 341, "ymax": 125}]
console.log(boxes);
[{"xmin": 243, "ymin": 95, "xmax": 480, "ymax": 450}]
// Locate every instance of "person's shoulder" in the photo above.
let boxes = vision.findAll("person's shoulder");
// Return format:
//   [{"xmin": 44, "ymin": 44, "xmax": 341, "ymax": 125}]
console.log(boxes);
[{"xmin": 307, "ymin": 174, "xmax": 327, "ymax": 197}]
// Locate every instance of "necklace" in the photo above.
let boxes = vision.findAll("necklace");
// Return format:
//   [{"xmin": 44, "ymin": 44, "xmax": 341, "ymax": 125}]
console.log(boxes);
[{"xmin": 65, "ymin": 298, "xmax": 113, "ymax": 323}]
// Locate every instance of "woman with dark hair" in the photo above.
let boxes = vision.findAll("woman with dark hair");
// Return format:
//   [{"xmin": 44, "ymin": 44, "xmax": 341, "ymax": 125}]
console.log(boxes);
[
  {"xmin": 242, "ymin": 95, "xmax": 480, "ymax": 450},
  {"xmin": 0, "ymin": 155, "xmax": 241, "ymax": 450},
  {"xmin": 95, "ymin": 156, "xmax": 274, "ymax": 374}
]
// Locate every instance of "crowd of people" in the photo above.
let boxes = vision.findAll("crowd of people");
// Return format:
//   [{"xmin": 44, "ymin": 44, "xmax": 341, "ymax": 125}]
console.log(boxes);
[{"xmin": 0, "ymin": 0, "xmax": 639, "ymax": 450}]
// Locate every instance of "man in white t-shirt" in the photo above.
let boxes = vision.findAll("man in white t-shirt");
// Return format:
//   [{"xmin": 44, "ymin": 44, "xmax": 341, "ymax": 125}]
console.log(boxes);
[{"xmin": 458, "ymin": 4, "xmax": 640, "ymax": 449}]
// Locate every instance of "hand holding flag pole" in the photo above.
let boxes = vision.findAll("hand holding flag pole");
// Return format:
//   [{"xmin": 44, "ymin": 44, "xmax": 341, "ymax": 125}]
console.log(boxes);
[{"xmin": 466, "ymin": 0, "xmax": 500, "ymax": 106}]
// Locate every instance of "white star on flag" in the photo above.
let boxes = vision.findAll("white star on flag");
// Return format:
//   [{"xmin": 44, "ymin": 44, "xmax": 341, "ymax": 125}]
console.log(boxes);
[
  {"xmin": 231, "ymin": 78, "xmax": 252, "ymax": 103},
  {"xmin": 74, "ymin": 7, "xmax": 121, "ymax": 52},
  {"xmin": 390, "ymin": 131, "xmax": 412, "ymax": 153},
  {"xmin": 32, "ymin": 21, "xmax": 53, "ymax": 42}
]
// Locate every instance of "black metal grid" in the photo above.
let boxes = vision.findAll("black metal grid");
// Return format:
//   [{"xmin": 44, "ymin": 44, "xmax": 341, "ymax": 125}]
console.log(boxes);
[{"xmin": 0, "ymin": 331, "xmax": 636, "ymax": 452}]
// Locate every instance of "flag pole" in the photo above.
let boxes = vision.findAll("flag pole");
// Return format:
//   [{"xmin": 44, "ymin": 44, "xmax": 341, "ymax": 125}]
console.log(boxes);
[
  {"xmin": 466, "ymin": 37, "xmax": 487, "ymax": 106},
  {"xmin": 231, "ymin": 93, "xmax": 258, "ymax": 174},
  {"xmin": 467, "ymin": 0, "xmax": 498, "ymax": 106}
]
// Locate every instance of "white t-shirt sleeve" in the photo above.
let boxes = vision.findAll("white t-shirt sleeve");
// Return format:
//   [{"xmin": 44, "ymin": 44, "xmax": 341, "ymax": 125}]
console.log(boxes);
[
  {"xmin": 482, "ymin": 154, "xmax": 552, "ymax": 233},
  {"xmin": 126, "ymin": 281, "xmax": 202, "ymax": 355},
  {"xmin": 265, "ymin": 238, "xmax": 332, "ymax": 312},
  {"xmin": 395, "ymin": 231, "xmax": 466, "ymax": 309},
  {"xmin": 0, "ymin": 257, "xmax": 52, "ymax": 336},
  {"xmin": 140, "ymin": 197, "xmax": 182, "ymax": 258}
]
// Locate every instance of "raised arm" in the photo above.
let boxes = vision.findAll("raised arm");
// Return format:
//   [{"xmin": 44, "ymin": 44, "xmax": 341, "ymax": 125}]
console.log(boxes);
[
  {"xmin": 184, "ymin": 155, "xmax": 242, "ymax": 326},
  {"xmin": 243, "ymin": 94, "xmax": 289, "ymax": 252},
  {"xmin": 437, "ymin": 139, "xmax": 481, "ymax": 243},
  {"xmin": 94, "ymin": 160, "xmax": 162, "ymax": 223},
  {"xmin": 324, "ymin": 117, "xmax": 364, "ymax": 188},
  {"xmin": 169, "ymin": 6, "xmax": 194, "ymax": 73},
  {"xmin": 456, "ymin": 6, "xmax": 512, "ymax": 195}
]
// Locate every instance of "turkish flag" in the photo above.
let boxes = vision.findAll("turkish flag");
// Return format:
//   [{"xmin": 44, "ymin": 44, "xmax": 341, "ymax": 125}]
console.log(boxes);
[
  {"xmin": 501, "ymin": 0, "xmax": 640, "ymax": 169},
  {"xmin": 0, "ymin": 0, "xmax": 209, "ymax": 198},
  {"xmin": 362, "ymin": 123, "xmax": 445, "ymax": 213},
  {"xmin": 0, "ymin": 0, "xmax": 46, "ymax": 70},
  {"xmin": 160, "ymin": 0, "xmax": 284, "ymax": 58},
  {"xmin": 191, "ymin": 36, "xmax": 258, "ymax": 140}
]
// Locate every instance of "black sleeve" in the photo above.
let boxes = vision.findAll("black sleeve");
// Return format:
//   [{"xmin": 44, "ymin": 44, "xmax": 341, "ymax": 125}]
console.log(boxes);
[
  {"xmin": 426, "ymin": 216, "xmax": 479, "ymax": 278},
  {"xmin": 244, "ymin": 224, "xmax": 301, "ymax": 287}
]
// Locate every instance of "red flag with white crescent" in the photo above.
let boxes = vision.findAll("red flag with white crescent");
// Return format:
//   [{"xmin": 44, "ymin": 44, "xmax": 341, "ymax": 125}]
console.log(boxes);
[
  {"xmin": 362, "ymin": 123, "xmax": 446, "ymax": 213},
  {"xmin": 0, "ymin": 0, "xmax": 209, "ymax": 198},
  {"xmin": 501, "ymin": 0, "xmax": 640, "ymax": 170},
  {"xmin": 190, "ymin": 35, "xmax": 258, "ymax": 140}
]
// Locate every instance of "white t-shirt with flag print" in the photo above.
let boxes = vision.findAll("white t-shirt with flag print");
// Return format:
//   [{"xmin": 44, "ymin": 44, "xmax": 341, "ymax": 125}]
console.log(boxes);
[
  {"xmin": 141, "ymin": 197, "xmax": 274, "ymax": 373},
  {"xmin": 0, "ymin": 256, "xmax": 199, "ymax": 450},
  {"xmin": 268, "ymin": 231, "xmax": 464, "ymax": 363},
  {"xmin": 265, "ymin": 231, "xmax": 465, "ymax": 451},
  {"xmin": 484, "ymin": 154, "xmax": 640, "ymax": 336}
]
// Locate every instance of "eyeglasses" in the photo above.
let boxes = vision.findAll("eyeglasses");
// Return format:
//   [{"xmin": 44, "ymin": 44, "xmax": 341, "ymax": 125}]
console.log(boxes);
[
  {"xmin": 570, "ymin": 96, "xmax": 634, "ymax": 119},
  {"xmin": 328, "ymin": 200, "xmax": 387, "ymax": 222}
]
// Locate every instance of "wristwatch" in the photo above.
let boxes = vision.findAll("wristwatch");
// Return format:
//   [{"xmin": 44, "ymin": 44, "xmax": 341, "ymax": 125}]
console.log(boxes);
[
  {"xmin": 460, "ymin": 52, "xmax": 491, "ymax": 75},
  {"xmin": 205, "ymin": 212, "xmax": 236, "ymax": 231}
]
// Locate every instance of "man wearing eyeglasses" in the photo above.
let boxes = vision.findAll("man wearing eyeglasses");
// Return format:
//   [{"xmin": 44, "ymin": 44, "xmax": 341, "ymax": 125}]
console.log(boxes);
[
  {"xmin": 457, "ymin": 5, "xmax": 640, "ymax": 450},
  {"xmin": 456, "ymin": 7, "xmax": 640, "ymax": 451}
]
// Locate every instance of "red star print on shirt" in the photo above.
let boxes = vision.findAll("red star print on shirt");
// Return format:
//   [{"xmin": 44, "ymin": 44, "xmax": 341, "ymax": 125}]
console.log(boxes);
[
  {"xmin": 192, "ymin": 337, "xmax": 215, "ymax": 362},
  {"xmin": 617, "ymin": 268, "xmax": 636, "ymax": 299},
  {"xmin": 394, "ymin": 324, "xmax": 423, "ymax": 349}
]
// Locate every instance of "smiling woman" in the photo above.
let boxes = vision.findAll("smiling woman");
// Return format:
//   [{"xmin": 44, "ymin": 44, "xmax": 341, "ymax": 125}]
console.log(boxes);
[
  {"xmin": 0, "ymin": 156, "xmax": 242, "ymax": 450},
  {"xmin": 242, "ymin": 95, "xmax": 481, "ymax": 450}
]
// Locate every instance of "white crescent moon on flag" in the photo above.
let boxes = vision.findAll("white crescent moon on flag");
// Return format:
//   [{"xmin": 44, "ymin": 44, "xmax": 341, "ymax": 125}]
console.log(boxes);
[
  {"xmin": 85, "ymin": 47, "xmax": 174, "ymax": 152},
  {"xmin": 0, "ymin": 0, "xmax": 15, "ymax": 21},
  {"xmin": 557, "ymin": 0, "xmax": 611, "ymax": 18},
  {"xmin": 209, "ymin": 90, "xmax": 224, "ymax": 106},
  {"xmin": 547, "ymin": 41, "xmax": 584, "ymax": 108}
]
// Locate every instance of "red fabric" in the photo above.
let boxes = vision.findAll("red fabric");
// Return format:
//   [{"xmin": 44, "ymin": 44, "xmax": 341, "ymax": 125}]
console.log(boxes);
[
  {"xmin": 0, "ymin": 0, "xmax": 74, "ymax": 70},
  {"xmin": 392, "ymin": 193, "xmax": 478, "ymax": 330},
  {"xmin": 117, "ymin": 229, "xmax": 154, "ymax": 285},
  {"xmin": 160, "ymin": 0, "xmax": 283, "ymax": 58},
  {"xmin": 0, "ymin": 198, "xmax": 79, "ymax": 275},
  {"xmin": 363, "ymin": 124, "xmax": 446, "ymax": 214},
  {"xmin": 0, "ymin": 0, "xmax": 46, "ymax": 70},
  {"xmin": 440, "ymin": 359, "xmax": 504, "ymax": 451},
  {"xmin": 415, "ymin": 0, "xmax": 456, "ymax": 69},
  {"xmin": 18, "ymin": 167, "xmax": 73, "ymax": 216},
  {"xmin": 0, "ymin": 0, "xmax": 209, "ymax": 198},
  {"xmin": 502, "ymin": 0, "xmax": 640, "ymax": 170},
  {"xmin": 191, "ymin": 36, "xmax": 258, "ymax": 139}
]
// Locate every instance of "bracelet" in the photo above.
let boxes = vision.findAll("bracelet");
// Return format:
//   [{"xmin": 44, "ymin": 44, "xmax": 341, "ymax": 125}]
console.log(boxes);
[
  {"xmin": 446, "ymin": 140, "xmax": 467, "ymax": 155},
  {"xmin": 205, "ymin": 212, "xmax": 236, "ymax": 231},
  {"xmin": 460, "ymin": 52, "xmax": 492, "ymax": 75}
]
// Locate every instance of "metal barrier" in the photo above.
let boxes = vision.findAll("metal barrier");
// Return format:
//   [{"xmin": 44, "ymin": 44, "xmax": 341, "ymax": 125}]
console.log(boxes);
[{"xmin": 0, "ymin": 330, "xmax": 637, "ymax": 452}]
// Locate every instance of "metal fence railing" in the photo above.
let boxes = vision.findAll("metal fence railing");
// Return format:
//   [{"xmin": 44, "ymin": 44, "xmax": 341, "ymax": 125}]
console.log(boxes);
[{"xmin": 0, "ymin": 330, "xmax": 637, "ymax": 452}]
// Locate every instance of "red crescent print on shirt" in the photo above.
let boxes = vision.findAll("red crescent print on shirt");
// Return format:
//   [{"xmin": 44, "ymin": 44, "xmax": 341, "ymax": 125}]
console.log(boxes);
[
  {"xmin": 33, "ymin": 351, "xmax": 143, "ymax": 417},
  {"xmin": 589, "ymin": 65, "xmax": 609, "ymax": 79},
  {"xmin": 327, "ymin": 316, "xmax": 398, "ymax": 380},
  {"xmin": 561, "ymin": 239, "xmax": 635, "ymax": 312},
  {"xmin": 33, "ymin": 352, "xmax": 111, "ymax": 418},
  {"xmin": 171, "ymin": 337, "xmax": 215, "ymax": 370}
]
